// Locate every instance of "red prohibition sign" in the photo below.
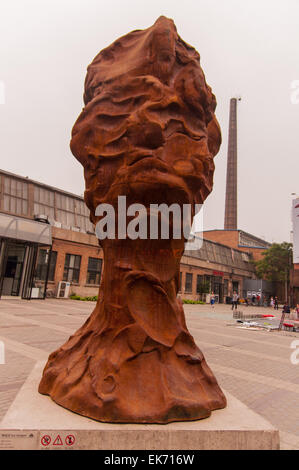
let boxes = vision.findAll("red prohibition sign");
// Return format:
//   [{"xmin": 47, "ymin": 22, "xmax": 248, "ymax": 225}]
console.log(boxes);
[
  {"xmin": 41, "ymin": 435, "xmax": 51, "ymax": 446},
  {"xmin": 65, "ymin": 434, "xmax": 75, "ymax": 446}
]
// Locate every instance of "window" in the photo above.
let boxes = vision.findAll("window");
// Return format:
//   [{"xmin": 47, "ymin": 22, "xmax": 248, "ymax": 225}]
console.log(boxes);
[
  {"xmin": 35, "ymin": 250, "xmax": 57, "ymax": 281},
  {"xmin": 3, "ymin": 176, "xmax": 28, "ymax": 216},
  {"xmin": 196, "ymin": 275, "xmax": 204, "ymax": 294},
  {"xmin": 48, "ymin": 251, "xmax": 57, "ymax": 281},
  {"xmin": 56, "ymin": 193, "xmax": 75, "ymax": 228},
  {"xmin": 86, "ymin": 257, "xmax": 102, "ymax": 285},
  {"xmin": 55, "ymin": 193, "xmax": 94, "ymax": 232},
  {"xmin": 204, "ymin": 275, "xmax": 211, "ymax": 292},
  {"xmin": 185, "ymin": 273, "xmax": 193, "ymax": 293},
  {"xmin": 179, "ymin": 272, "xmax": 182, "ymax": 292},
  {"xmin": 34, "ymin": 187, "xmax": 55, "ymax": 219},
  {"xmin": 63, "ymin": 254, "xmax": 81, "ymax": 283},
  {"xmin": 35, "ymin": 249, "xmax": 49, "ymax": 280},
  {"xmin": 232, "ymin": 281, "xmax": 239, "ymax": 294}
]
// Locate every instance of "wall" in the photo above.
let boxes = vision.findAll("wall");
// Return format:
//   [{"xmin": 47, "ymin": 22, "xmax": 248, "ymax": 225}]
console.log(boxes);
[
  {"xmin": 203, "ymin": 230, "xmax": 268, "ymax": 262},
  {"xmin": 48, "ymin": 227, "xmax": 103, "ymax": 298},
  {"xmin": 46, "ymin": 229, "xmax": 256, "ymax": 302}
]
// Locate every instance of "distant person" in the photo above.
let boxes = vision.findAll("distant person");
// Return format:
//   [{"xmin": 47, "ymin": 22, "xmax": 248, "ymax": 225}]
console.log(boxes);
[
  {"xmin": 210, "ymin": 292, "xmax": 215, "ymax": 308},
  {"xmin": 256, "ymin": 294, "xmax": 261, "ymax": 305},
  {"xmin": 292, "ymin": 304, "xmax": 299, "ymax": 320},
  {"xmin": 274, "ymin": 296, "xmax": 279, "ymax": 310},
  {"xmin": 282, "ymin": 303, "xmax": 290, "ymax": 314},
  {"xmin": 251, "ymin": 294, "xmax": 256, "ymax": 305},
  {"xmin": 245, "ymin": 297, "xmax": 249, "ymax": 307},
  {"xmin": 270, "ymin": 296, "xmax": 274, "ymax": 308},
  {"xmin": 231, "ymin": 291, "xmax": 239, "ymax": 310}
]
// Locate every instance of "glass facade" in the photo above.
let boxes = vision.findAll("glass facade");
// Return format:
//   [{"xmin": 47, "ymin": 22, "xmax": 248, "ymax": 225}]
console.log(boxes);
[
  {"xmin": 35, "ymin": 249, "xmax": 57, "ymax": 282},
  {"xmin": 3, "ymin": 176, "xmax": 28, "ymax": 216},
  {"xmin": 0, "ymin": 239, "xmax": 51, "ymax": 299},
  {"xmin": 185, "ymin": 238, "xmax": 254, "ymax": 271},
  {"xmin": 34, "ymin": 187, "xmax": 55, "ymax": 219},
  {"xmin": 0, "ymin": 171, "xmax": 94, "ymax": 234}
]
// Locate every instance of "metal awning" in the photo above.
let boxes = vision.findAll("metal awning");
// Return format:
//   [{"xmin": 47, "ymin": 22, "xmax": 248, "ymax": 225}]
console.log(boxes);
[{"xmin": 0, "ymin": 213, "xmax": 52, "ymax": 245}]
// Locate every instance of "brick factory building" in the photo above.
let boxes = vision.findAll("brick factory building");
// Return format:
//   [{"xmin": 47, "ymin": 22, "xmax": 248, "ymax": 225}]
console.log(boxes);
[
  {"xmin": 0, "ymin": 169, "xmax": 262, "ymax": 302},
  {"xmin": 203, "ymin": 229, "xmax": 271, "ymax": 262}
]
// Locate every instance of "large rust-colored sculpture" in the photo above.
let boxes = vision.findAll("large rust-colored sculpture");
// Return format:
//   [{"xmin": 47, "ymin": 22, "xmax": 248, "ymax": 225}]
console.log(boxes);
[{"xmin": 39, "ymin": 16, "xmax": 226, "ymax": 423}]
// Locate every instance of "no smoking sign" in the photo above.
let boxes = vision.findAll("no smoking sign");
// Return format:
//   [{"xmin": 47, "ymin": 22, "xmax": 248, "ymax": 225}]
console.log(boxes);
[{"xmin": 41, "ymin": 435, "xmax": 51, "ymax": 446}]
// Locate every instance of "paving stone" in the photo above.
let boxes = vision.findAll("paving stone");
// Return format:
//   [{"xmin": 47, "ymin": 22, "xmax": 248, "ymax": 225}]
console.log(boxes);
[{"xmin": 0, "ymin": 300, "xmax": 298, "ymax": 449}]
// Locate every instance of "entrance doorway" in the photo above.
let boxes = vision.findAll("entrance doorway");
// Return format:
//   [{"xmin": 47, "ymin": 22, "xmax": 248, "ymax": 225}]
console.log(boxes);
[
  {"xmin": 1, "ymin": 242, "xmax": 26, "ymax": 296},
  {"xmin": 0, "ymin": 239, "xmax": 52, "ymax": 299},
  {"xmin": 232, "ymin": 281, "xmax": 239, "ymax": 294},
  {"xmin": 212, "ymin": 276, "xmax": 224, "ymax": 303}
]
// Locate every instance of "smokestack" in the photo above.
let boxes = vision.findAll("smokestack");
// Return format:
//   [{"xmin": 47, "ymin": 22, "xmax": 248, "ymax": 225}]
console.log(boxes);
[{"xmin": 224, "ymin": 97, "xmax": 240, "ymax": 230}]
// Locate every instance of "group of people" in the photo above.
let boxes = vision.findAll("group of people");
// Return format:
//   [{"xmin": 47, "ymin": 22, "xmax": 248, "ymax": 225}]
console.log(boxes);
[
  {"xmin": 269, "ymin": 296, "xmax": 279, "ymax": 309},
  {"xmin": 280, "ymin": 301, "xmax": 299, "ymax": 319},
  {"xmin": 210, "ymin": 291, "xmax": 239, "ymax": 310},
  {"xmin": 209, "ymin": 292, "xmax": 299, "ymax": 317}
]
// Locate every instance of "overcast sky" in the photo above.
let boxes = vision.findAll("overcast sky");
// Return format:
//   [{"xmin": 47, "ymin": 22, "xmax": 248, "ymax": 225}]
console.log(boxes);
[{"xmin": 1, "ymin": 0, "xmax": 298, "ymax": 243}]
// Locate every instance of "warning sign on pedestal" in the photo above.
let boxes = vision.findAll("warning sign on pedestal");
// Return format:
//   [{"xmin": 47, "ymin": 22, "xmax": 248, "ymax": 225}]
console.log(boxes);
[
  {"xmin": 65, "ymin": 434, "xmax": 75, "ymax": 446},
  {"xmin": 41, "ymin": 435, "xmax": 51, "ymax": 446},
  {"xmin": 53, "ymin": 434, "xmax": 63, "ymax": 446}
]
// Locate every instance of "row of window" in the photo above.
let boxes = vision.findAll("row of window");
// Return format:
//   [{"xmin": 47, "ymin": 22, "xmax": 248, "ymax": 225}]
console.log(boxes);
[
  {"xmin": 1, "ymin": 175, "xmax": 94, "ymax": 233},
  {"xmin": 179, "ymin": 273, "xmax": 230, "ymax": 296},
  {"xmin": 185, "ymin": 239, "xmax": 253, "ymax": 271},
  {"xmin": 35, "ymin": 250, "xmax": 103, "ymax": 285},
  {"xmin": 3, "ymin": 176, "xmax": 28, "ymax": 216}
]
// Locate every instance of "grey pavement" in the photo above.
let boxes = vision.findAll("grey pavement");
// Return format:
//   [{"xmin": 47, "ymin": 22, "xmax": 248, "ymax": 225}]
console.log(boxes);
[{"xmin": 0, "ymin": 299, "xmax": 298, "ymax": 450}]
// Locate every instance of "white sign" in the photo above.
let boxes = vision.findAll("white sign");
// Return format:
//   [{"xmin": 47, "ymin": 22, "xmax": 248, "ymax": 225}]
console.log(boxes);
[
  {"xmin": 292, "ymin": 198, "xmax": 299, "ymax": 264},
  {"xmin": 0, "ymin": 81, "xmax": 5, "ymax": 104},
  {"xmin": 0, "ymin": 341, "xmax": 4, "ymax": 364}
]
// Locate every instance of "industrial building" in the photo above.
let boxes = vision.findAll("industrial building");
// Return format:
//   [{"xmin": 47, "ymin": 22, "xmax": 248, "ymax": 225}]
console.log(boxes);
[{"xmin": 0, "ymin": 169, "xmax": 260, "ymax": 302}]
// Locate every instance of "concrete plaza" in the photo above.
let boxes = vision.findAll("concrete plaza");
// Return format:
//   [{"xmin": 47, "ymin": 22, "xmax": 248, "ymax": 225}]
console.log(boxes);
[{"xmin": 0, "ymin": 299, "xmax": 298, "ymax": 450}]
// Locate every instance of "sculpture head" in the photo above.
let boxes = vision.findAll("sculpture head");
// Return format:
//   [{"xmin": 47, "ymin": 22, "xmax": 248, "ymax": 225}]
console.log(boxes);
[{"xmin": 70, "ymin": 16, "xmax": 221, "ymax": 228}]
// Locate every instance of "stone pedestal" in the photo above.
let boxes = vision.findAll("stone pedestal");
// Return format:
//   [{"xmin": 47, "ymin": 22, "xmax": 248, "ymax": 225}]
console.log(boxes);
[{"xmin": 0, "ymin": 362, "xmax": 279, "ymax": 450}]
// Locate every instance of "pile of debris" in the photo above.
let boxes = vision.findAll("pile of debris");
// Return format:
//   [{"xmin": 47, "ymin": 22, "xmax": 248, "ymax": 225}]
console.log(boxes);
[
  {"xmin": 235, "ymin": 318, "xmax": 279, "ymax": 331},
  {"xmin": 233, "ymin": 311, "xmax": 299, "ymax": 332},
  {"xmin": 233, "ymin": 310, "xmax": 264, "ymax": 320}
]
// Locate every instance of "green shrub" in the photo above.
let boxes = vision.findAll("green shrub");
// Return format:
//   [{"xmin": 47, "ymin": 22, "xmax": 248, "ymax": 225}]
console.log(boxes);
[
  {"xmin": 182, "ymin": 299, "xmax": 205, "ymax": 304},
  {"xmin": 70, "ymin": 294, "xmax": 98, "ymax": 301}
]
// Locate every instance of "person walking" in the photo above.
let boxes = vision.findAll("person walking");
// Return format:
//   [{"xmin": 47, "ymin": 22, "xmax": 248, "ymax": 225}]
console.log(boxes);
[
  {"xmin": 270, "ymin": 296, "xmax": 274, "ymax": 308},
  {"xmin": 231, "ymin": 291, "xmax": 239, "ymax": 310},
  {"xmin": 210, "ymin": 292, "xmax": 215, "ymax": 308},
  {"xmin": 274, "ymin": 296, "xmax": 279, "ymax": 310}
]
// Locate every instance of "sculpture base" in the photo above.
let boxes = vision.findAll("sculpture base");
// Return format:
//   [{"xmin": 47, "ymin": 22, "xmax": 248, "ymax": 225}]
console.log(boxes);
[{"xmin": 0, "ymin": 362, "xmax": 279, "ymax": 450}]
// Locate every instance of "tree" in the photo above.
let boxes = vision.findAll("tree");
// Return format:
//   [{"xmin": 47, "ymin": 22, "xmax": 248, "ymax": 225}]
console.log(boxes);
[
  {"xmin": 255, "ymin": 242, "xmax": 293, "ymax": 302},
  {"xmin": 255, "ymin": 242, "xmax": 293, "ymax": 281}
]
